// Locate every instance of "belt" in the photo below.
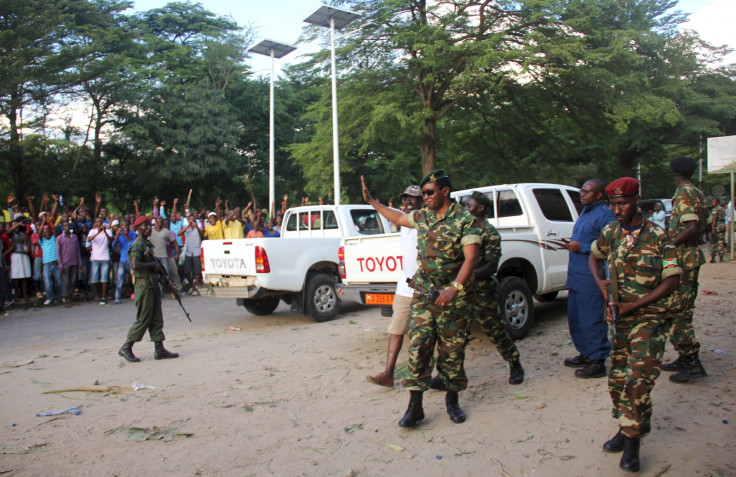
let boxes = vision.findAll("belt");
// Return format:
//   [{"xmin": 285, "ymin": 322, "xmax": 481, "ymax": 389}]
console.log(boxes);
[{"xmin": 44, "ymin": 260, "xmax": 58, "ymax": 265}]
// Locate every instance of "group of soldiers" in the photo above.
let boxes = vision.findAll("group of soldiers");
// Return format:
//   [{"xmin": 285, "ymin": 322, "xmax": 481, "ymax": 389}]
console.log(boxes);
[{"xmin": 362, "ymin": 155, "xmax": 713, "ymax": 474}]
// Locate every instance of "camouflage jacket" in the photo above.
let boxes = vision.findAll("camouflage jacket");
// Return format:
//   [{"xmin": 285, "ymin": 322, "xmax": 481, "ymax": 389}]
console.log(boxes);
[
  {"xmin": 408, "ymin": 201, "xmax": 482, "ymax": 292},
  {"xmin": 592, "ymin": 216, "xmax": 682, "ymax": 315},
  {"xmin": 668, "ymin": 182, "xmax": 707, "ymax": 270},
  {"xmin": 711, "ymin": 205, "xmax": 726, "ymax": 232},
  {"xmin": 128, "ymin": 236, "xmax": 158, "ymax": 281},
  {"xmin": 478, "ymin": 221, "xmax": 501, "ymax": 274}
]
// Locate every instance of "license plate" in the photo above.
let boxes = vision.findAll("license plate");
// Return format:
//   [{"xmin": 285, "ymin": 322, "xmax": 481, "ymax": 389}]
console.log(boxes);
[{"xmin": 365, "ymin": 293, "xmax": 394, "ymax": 305}]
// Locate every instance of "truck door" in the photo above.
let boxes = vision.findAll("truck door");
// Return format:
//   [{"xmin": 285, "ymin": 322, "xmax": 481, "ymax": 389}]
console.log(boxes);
[{"xmin": 531, "ymin": 187, "xmax": 577, "ymax": 289}]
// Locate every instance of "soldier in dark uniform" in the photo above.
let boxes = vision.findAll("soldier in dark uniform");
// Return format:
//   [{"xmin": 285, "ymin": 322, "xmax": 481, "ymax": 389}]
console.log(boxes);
[
  {"xmin": 118, "ymin": 216, "xmax": 179, "ymax": 362},
  {"xmin": 662, "ymin": 156, "xmax": 708, "ymax": 382},
  {"xmin": 589, "ymin": 177, "xmax": 681, "ymax": 473},
  {"xmin": 361, "ymin": 170, "xmax": 481, "ymax": 427},
  {"xmin": 431, "ymin": 190, "xmax": 524, "ymax": 388}
]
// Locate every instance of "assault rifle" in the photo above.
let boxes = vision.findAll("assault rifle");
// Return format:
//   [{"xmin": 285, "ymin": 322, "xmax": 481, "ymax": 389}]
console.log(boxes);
[
  {"xmin": 155, "ymin": 258, "xmax": 192, "ymax": 322},
  {"xmin": 603, "ymin": 259, "xmax": 618, "ymax": 340}
]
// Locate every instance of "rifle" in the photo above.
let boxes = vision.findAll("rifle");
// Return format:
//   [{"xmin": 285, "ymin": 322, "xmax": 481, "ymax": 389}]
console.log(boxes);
[
  {"xmin": 603, "ymin": 259, "xmax": 618, "ymax": 340},
  {"xmin": 155, "ymin": 258, "xmax": 192, "ymax": 322}
]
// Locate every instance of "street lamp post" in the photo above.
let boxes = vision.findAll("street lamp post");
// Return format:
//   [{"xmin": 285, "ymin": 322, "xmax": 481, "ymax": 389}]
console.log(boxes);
[
  {"xmin": 248, "ymin": 39, "xmax": 296, "ymax": 217},
  {"xmin": 304, "ymin": 6, "xmax": 361, "ymax": 205}
]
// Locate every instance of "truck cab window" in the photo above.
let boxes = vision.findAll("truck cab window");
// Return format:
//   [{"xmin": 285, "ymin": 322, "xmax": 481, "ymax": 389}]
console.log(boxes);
[
  {"xmin": 323, "ymin": 211, "xmax": 338, "ymax": 230},
  {"xmin": 533, "ymin": 188, "xmax": 573, "ymax": 222},
  {"xmin": 566, "ymin": 190, "xmax": 583, "ymax": 214},
  {"xmin": 352, "ymin": 210, "xmax": 383, "ymax": 235},
  {"xmin": 498, "ymin": 190, "xmax": 522, "ymax": 218}
]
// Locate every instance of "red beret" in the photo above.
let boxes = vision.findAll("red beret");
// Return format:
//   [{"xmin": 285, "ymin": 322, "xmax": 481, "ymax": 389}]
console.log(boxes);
[
  {"xmin": 133, "ymin": 216, "xmax": 151, "ymax": 228},
  {"xmin": 605, "ymin": 177, "xmax": 640, "ymax": 197}
]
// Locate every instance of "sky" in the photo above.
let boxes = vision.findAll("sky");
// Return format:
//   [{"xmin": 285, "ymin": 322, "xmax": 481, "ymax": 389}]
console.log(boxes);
[{"xmin": 132, "ymin": 0, "xmax": 736, "ymax": 76}]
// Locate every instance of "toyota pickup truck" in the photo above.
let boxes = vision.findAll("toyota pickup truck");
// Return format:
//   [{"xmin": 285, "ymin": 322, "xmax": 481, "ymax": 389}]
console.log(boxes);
[
  {"xmin": 201, "ymin": 204, "xmax": 391, "ymax": 322},
  {"xmin": 336, "ymin": 183, "xmax": 582, "ymax": 338}
]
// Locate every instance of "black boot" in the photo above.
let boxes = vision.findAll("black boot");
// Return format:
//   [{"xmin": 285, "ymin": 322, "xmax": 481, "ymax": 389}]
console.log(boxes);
[
  {"xmin": 154, "ymin": 341, "xmax": 179, "ymax": 360},
  {"xmin": 509, "ymin": 360, "xmax": 524, "ymax": 385},
  {"xmin": 602, "ymin": 430, "xmax": 625, "ymax": 453},
  {"xmin": 662, "ymin": 355, "xmax": 685, "ymax": 372},
  {"xmin": 445, "ymin": 390, "xmax": 466, "ymax": 424},
  {"xmin": 670, "ymin": 353, "xmax": 707, "ymax": 383},
  {"xmin": 398, "ymin": 391, "xmax": 424, "ymax": 428},
  {"xmin": 118, "ymin": 341, "xmax": 140, "ymax": 362},
  {"xmin": 619, "ymin": 436, "xmax": 640, "ymax": 472},
  {"xmin": 574, "ymin": 359, "xmax": 607, "ymax": 379}
]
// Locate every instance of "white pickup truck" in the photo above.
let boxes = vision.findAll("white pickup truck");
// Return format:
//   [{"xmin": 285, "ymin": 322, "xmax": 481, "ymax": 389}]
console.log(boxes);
[
  {"xmin": 336, "ymin": 183, "xmax": 582, "ymax": 338},
  {"xmin": 201, "ymin": 204, "xmax": 391, "ymax": 322}
]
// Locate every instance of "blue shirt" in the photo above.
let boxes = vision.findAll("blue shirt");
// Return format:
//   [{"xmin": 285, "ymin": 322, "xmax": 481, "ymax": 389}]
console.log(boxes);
[
  {"xmin": 114, "ymin": 231, "xmax": 137, "ymax": 264},
  {"xmin": 566, "ymin": 200, "xmax": 616, "ymax": 294},
  {"xmin": 170, "ymin": 219, "xmax": 183, "ymax": 246},
  {"xmin": 39, "ymin": 237, "xmax": 58, "ymax": 264}
]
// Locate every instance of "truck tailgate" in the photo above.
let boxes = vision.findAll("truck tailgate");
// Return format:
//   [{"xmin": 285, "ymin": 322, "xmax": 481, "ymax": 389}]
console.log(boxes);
[
  {"xmin": 342, "ymin": 233, "xmax": 403, "ymax": 284},
  {"xmin": 202, "ymin": 239, "xmax": 257, "ymax": 276}
]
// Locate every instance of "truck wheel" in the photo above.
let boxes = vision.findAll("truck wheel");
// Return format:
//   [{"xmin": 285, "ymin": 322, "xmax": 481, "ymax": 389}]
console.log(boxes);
[
  {"xmin": 306, "ymin": 274, "xmax": 340, "ymax": 322},
  {"xmin": 380, "ymin": 305, "xmax": 393, "ymax": 317},
  {"xmin": 499, "ymin": 277, "xmax": 535, "ymax": 340},
  {"xmin": 243, "ymin": 296, "xmax": 281, "ymax": 316},
  {"xmin": 534, "ymin": 291, "xmax": 559, "ymax": 302}
]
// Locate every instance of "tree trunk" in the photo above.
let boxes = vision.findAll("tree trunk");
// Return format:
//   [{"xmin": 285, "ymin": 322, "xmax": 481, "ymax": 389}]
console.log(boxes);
[
  {"xmin": 419, "ymin": 119, "xmax": 436, "ymax": 176},
  {"xmin": 8, "ymin": 89, "xmax": 27, "ymax": 201}
]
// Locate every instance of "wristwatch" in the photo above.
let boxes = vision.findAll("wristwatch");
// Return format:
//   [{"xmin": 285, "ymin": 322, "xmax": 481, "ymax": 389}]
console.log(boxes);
[{"xmin": 450, "ymin": 281, "xmax": 464, "ymax": 292}]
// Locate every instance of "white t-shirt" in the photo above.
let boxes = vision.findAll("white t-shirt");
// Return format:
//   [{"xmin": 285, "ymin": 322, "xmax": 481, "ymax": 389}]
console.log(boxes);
[
  {"xmin": 87, "ymin": 228, "xmax": 112, "ymax": 261},
  {"xmin": 395, "ymin": 226, "xmax": 419, "ymax": 298}
]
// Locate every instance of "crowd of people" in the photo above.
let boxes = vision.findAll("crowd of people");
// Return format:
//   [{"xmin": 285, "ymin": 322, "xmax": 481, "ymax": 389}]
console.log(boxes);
[{"xmin": 0, "ymin": 193, "xmax": 291, "ymax": 316}]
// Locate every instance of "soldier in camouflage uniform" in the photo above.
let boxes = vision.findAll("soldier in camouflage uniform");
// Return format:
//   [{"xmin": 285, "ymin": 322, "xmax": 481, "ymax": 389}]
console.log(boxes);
[
  {"xmin": 589, "ymin": 177, "xmax": 681, "ymax": 473},
  {"xmin": 661, "ymin": 156, "xmax": 708, "ymax": 383},
  {"xmin": 709, "ymin": 198, "xmax": 726, "ymax": 263},
  {"xmin": 361, "ymin": 171, "xmax": 481, "ymax": 428},
  {"xmin": 431, "ymin": 191, "xmax": 524, "ymax": 388},
  {"xmin": 118, "ymin": 216, "xmax": 179, "ymax": 362}
]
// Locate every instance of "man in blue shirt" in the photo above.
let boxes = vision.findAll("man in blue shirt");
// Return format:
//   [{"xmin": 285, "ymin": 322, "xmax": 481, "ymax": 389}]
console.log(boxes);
[
  {"xmin": 563, "ymin": 179, "xmax": 616, "ymax": 378},
  {"xmin": 113, "ymin": 220, "xmax": 137, "ymax": 304}
]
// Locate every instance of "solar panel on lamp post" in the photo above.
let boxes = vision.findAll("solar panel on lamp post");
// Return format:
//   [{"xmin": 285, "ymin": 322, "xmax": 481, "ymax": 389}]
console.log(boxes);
[
  {"xmin": 248, "ymin": 39, "xmax": 297, "ymax": 218},
  {"xmin": 304, "ymin": 6, "xmax": 361, "ymax": 205}
]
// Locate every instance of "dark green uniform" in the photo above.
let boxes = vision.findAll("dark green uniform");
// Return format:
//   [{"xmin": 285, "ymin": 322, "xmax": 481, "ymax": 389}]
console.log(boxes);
[
  {"xmin": 667, "ymin": 182, "xmax": 707, "ymax": 357},
  {"xmin": 592, "ymin": 217, "xmax": 682, "ymax": 438},
  {"xmin": 474, "ymin": 221, "xmax": 519, "ymax": 362},
  {"xmin": 405, "ymin": 201, "xmax": 481, "ymax": 392},
  {"xmin": 709, "ymin": 205, "xmax": 726, "ymax": 261},
  {"xmin": 126, "ymin": 236, "xmax": 165, "ymax": 343}
]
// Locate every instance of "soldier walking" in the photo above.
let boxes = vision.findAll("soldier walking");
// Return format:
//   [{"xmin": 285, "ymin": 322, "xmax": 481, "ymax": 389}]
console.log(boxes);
[
  {"xmin": 589, "ymin": 177, "xmax": 681, "ymax": 473},
  {"xmin": 118, "ymin": 216, "xmax": 179, "ymax": 362},
  {"xmin": 361, "ymin": 170, "xmax": 481, "ymax": 427},
  {"xmin": 662, "ymin": 156, "xmax": 708, "ymax": 382},
  {"xmin": 709, "ymin": 198, "xmax": 726, "ymax": 263}
]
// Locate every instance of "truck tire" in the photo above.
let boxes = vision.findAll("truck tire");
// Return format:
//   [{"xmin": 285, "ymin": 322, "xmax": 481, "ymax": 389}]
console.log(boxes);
[
  {"xmin": 243, "ymin": 296, "xmax": 281, "ymax": 316},
  {"xmin": 499, "ymin": 276, "xmax": 534, "ymax": 340},
  {"xmin": 380, "ymin": 305, "xmax": 393, "ymax": 317},
  {"xmin": 534, "ymin": 291, "xmax": 559, "ymax": 302},
  {"xmin": 306, "ymin": 273, "xmax": 340, "ymax": 322}
]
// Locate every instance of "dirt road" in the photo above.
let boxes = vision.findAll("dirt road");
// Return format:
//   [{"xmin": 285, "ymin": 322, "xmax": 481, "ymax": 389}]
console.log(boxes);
[{"xmin": 0, "ymin": 262, "xmax": 734, "ymax": 476}]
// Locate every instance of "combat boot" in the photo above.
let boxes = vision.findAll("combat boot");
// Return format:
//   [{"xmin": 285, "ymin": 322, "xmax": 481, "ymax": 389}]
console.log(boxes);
[
  {"xmin": 398, "ymin": 391, "xmax": 424, "ymax": 428},
  {"xmin": 508, "ymin": 359, "xmax": 524, "ymax": 385},
  {"xmin": 445, "ymin": 390, "xmax": 466, "ymax": 424},
  {"xmin": 619, "ymin": 436, "xmax": 640, "ymax": 472},
  {"xmin": 602, "ymin": 429, "xmax": 625, "ymax": 453},
  {"xmin": 670, "ymin": 353, "xmax": 707, "ymax": 383},
  {"xmin": 662, "ymin": 355, "xmax": 685, "ymax": 372},
  {"xmin": 575, "ymin": 359, "xmax": 607, "ymax": 379},
  {"xmin": 118, "ymin": 341, "xmax": 140, "ymax": 362},
  {"xmin": 154, "ymin": 341, "xmax": 179, "ymax": 360}
]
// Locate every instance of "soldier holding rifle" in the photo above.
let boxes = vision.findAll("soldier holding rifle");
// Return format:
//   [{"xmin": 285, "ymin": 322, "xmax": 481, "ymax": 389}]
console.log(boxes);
[{"xmin": 588, "ymin": 177, "xmax": 681, "ymax": 473}]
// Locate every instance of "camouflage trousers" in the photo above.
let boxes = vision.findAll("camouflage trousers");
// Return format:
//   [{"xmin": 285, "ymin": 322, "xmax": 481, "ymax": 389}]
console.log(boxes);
[
  {"xmin": 609, "ymin": 315, "xmax": 668, "ymax": 438},
  {"xmin": 474, "ymin": 279, "xmax": 519, "ymax": 363},
  {"xmin": 709, "ymin": 225, "xmax": 726, "ymax": 260},
  {"xmin": 404, "ymin": 292, "xmax": 473, "ymax": 392},
  {"xmin": 667, "ymin": 267, "xmax": 701, "ymax": 357}
]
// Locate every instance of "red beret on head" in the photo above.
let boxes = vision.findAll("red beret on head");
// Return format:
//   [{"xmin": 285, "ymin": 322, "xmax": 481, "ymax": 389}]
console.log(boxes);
[
  {"xmin": 605, "ymin": 177, "xmax": 640, "ymax": 197},
  {"xmin": 133, "ymin": 216, "xmax": 151, "ymax": 228}
]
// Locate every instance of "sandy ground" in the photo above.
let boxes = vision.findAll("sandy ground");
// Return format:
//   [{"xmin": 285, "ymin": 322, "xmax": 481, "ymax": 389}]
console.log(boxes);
[{"xmin": 0, "ymin": 260, "xmax": 734, "ymax": 477}]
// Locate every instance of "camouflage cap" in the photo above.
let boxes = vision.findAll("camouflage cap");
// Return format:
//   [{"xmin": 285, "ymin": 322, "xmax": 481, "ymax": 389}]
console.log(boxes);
[
  {"xmin": 420, "ymin": 169, "xmax": 449, "ymax": 187},
  {"xmin": 605, "ymin": 177, "xmax": 639, "ymax": 197},
  {"xmin": 399, "ymin": 185, "xmax": 422, "ymax": 198}
]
